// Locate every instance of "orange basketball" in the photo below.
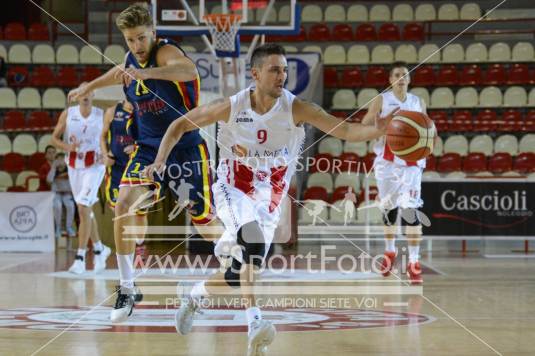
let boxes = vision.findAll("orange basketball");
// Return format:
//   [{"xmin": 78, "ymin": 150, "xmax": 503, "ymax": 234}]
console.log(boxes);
[{"xmin": 385, "ymin": 110, "xmax": 437, "ymax": 162}]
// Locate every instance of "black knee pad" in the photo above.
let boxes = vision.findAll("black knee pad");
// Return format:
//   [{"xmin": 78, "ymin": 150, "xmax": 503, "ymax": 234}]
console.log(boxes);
[
  {"xmin": 237, "ymin": 222, "xmax": 266, "ymax": 268},
  {"xmin": 400, "ymin": 208, "xmax": 421, "ymax": 226},
  {"xmin": 382, "ymin": 208, "xmax": 398, "ymax": 226},
  {"xmin": 224, "ymin": 258, "xmax": 242, "ymax": 288}
]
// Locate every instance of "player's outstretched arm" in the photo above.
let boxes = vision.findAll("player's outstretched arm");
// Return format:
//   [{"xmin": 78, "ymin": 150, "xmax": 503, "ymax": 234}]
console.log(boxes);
[
  {"xmin": 293, "ymin": 99, "xmax": 390, "ymax": 142},
  {"xmin": 144, "ymin": 98, "xmax": 231, "ymax": 178},
  {"xmin": 100, "ymin": 106, "xmax": 116, "ymax": 167},
  {"xmin": 361, "ymin": 96, "xmax": 383, "ymax": 126},
  {"xmin": 67, "ymin": 64, "xmax": 125, "ymax": 103}
]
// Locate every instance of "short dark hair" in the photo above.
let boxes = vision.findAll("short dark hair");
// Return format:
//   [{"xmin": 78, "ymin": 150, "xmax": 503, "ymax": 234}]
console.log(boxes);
[
  {"xmin": 45, "ymin": 145, "xmax": 56, "ymax": 153},
  {"xmin": 389, "ymin": 61, "xmax": 409, "ymax": 76},
  {"xmin": 250, "ymin": 43, "xmax": 286, "ymax": 68},
  {"xmin": 55, "ymin": 152, "xmax": 65, "ymax": 158}
]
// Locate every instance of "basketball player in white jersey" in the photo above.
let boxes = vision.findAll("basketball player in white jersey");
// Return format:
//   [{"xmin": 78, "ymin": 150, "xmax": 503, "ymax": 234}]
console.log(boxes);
[
  {"xmin": 362, "ymin": 61, "xmax": 427, "ymax": 285},
  {"xmin": 51, "ymin": 85, "xmax": 111, "ymax": 274},
  {"xmin": 145, "ymin": 44, "xmax": 394, "ymax": 356}
]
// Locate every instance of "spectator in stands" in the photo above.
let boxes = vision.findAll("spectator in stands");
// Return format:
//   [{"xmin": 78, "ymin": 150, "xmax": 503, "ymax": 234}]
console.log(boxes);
[
  {"xmin": 47, "ymin": 152, "xmax": 76, "ymax": 239},
  {"xmin": 38, "ymin": 145, "xmax": 56, "ymax": 191},
  {"xmin": 0, "ymin": 54, "xmax": 6, "ymax": 87}
]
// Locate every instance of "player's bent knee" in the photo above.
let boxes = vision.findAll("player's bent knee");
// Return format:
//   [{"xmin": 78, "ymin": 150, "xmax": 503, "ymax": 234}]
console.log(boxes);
[{"xmin": 237, "ymin": 223, "xmax": 266, "ymax": 268}]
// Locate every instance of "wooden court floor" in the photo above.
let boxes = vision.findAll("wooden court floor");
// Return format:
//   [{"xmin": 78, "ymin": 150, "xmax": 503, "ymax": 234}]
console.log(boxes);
[{"xmin": 0, "ymin": 247, "xmax": 533, "ymax": 356}]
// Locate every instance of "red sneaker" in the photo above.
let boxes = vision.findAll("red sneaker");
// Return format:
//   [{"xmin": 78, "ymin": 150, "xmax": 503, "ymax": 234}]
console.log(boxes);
[
  {"xmin": 407, "ymin": 262, "xmax": 423, "ymax": 285},
  {"xmin": 380, "ymin": 251, "xmax": 396, "ymax": 277}
]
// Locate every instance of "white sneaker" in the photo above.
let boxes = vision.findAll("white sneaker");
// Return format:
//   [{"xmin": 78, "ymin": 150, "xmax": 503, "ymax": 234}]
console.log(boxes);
[
  {"xmin": 110, "ymin": 285, "xmax": 138, "ymax": 323},
  {"xmin": 94, "ymin": 245, "xmax": 111, "ymax": 274},
  {"xmin": 247, "ymin": 320, "xmax": 276, "ymax": 356},
  {"xmin": 175, "ymin": 297, "xmax": 201, "ymax": 335},
  {"xmin": 68, "ymin": 257, "xmax": 86, "ymax": 275}
]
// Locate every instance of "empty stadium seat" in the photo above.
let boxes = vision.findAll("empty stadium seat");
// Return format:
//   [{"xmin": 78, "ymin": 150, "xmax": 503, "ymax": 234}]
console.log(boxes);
[
  {"xmin": 308, "ymin": 24, "xmax": 331, "ymax": 42},
  {"xmin": 514, "ymin": 153, "xmax": 535, "ymax": 173},
  {"xmin": 479, "ymin": 86, "xmax": 502, "ymax": 107},
  {"xmin": 344, "ymin": 141, "xmax": 367, "ymax": 157},
  {"xmin": 371, "ymin": 45, "xmax": 394, "ymax": 64},
  {"xmin": 511, "ymin": 42, "xmax": 534, "ymax": 62},
  {"xmin": 38, "ymin": 134, "xmax": 52, "ymax": 152},
  {"xmin": 307, "ymin": 172, "xmax": 334, "ymax": 193},
  {"xmin": 488, "ymin": 42, "xmax": 511, "ymax": 62},
  {"xmin": 504, "ymin": 86, "xmax": 528, "ymax": 107},
  {"xmin": 80, "ymin": 67, "xmax": 102, "ymax": 82},
  {"xmin": 338, "ymin": 68, "xmax": 363, "ymax": 88},
  {"xmin": 0, "ymin": 171, "xmax": 14, "ymax": 191},
  {"xmin": 31, "ymin": 66, "xmax": 55, "ymax": 87},
  {"xmin": 0, "ymin": 134, "xmax": 11, "ymax": 155},
  {"xmin": 463, "ymin": 153, "xmax": 487, "ymax": 173},
  {"xmin": 395, "ymin": 44, "xmax": 417, "ymax": 63},
  {"xmin": 104, "ymin": 45, "xmax": 126, "ymax": 64},
  {"xmin": 80, "ymin": 45, "xmax": 103, "ymax": 64},
  {"xmin": 455, "ymin": 87, "xmax": 478, "ymax": 107},
  {"xmin": 28, "ymin": 23, "xmax": 49, "ymax": 41},
  {"xmin": 370, "ymin": 4, "xmax": 391, "ymax": 21},
  {"xmin": 470, "ymin": 134, "xmax": 494, "ymax": 155},
  {"xmin": 339, "ymin": 152, "xmax": 360, "ymax": 172},
  {"xmin": 402, "ymin": 23, "xmax": 424, "ymax": 41},
  {"xmin": 318, "ymin": 137, "xmax": 343, "ymax": 157},
  {"xmin": 415, "ymin": 4, "xmax": 436, "ymax": 21},
  {"xmin": 483, "ymin": 64, "xmax": 506, "ymax": 85},
  {"xmin": 16, "ymin": 171, "xmax": 40, "ymax": 192},
  {"xmin": 378, "ymin": 23, "xmax": 400, "ymax": 41},
  {"xmin": 301, "ymin": 4, "xmax": 322, "ymax": 22},
  {"xmin": 438, "ymin": 3, "xmax": 459, "ymax": 20},
  {"xmin": 4, "ymin": 22, "xmax": 26, "ymax": 40},
  {"xmin": 332, "ymin": 89, "xmax": 356, "ymax": 109},
  {"xmin": 530, "ymin": 88, "xmax": 535, "ymax": 107},
  {"xmin": 57, "ymin": 67, "xmax": 79, "ymax": 87},
  {"xmin": 324, "ymin": 68, "xmax": 338, "ymax": 88},
  {"xmin": 488, "ymin": 152, "xmax": 513, "ymax": 173},
  {"xmin": 13, "ymin": 134, "xmax": 37, "ymax": 155},
  {"xmin": 7, "ymin": 66, "xmax": 29, "ymax": 87},
  {"xmin": 430, "ymin": 87, "xmax": 454, "ymax": 108},
  {"xmin": 436, "ymin": 65, "xmax": 458, "ymax": 85},
  {"xmin": 410, "ymin": 88, "xmax": 430, "ymax": 107},
  {"xmin": 8, "ymin": 44, "xmax": 31, "ymax": 64},
  {"xmin": 256, "ymin": 6, "xmax": 277, "ymax": 23},
  {"xmin": 0, "ymin": 88, "xmax": 17, "ymax": 108},
  {"xmin": 335, "ymin": 172, "xmax": 360, "ymax": 195},
  {"xmin": 437, "ymin": 153, "xmax": 462, "ymax": 172},
  {"xmin": 310, "ymin": 153, "xmax": 333, "ymax": 173},
  {"xmin": 459, "ymin": 65, "xmax": 482, "ymax": 85},
  {"xmin": 465, "ymin": 42, "xmax": 487, "ymax": 62},
  {"xmin": 412, "ymin": 65, "xmax": 435, "ymax": 86},
  {"xmin": 56, "ymin": 44, "xmax": 79, "ymax": 64},
  {"xmin": 519, "ymin": 134, "xmax": 535, "ymax": 153},
  {"xmin": 357, "ymin": 89, "xmax": 379, "ymax": 108},
  {"xmin": 278, "ymin": 5, "xmax": 291, "ymax": 22},
  {"xmin": 28, "ymin": 111, "xmax": 53, "ymax": 129},
  {"xmin": 494, "ymin": 134, "xmax": 518, "ymax": 156},
  {"xmin": 347, "ymin": 4, "xmax": 368, "ymax": 22},
  {"xmin": 355, "ymin": 23, "xmax": 377, "ymax": 41},
  {"xmin": 507, "ymin": 64, "xmax": 530, "ymax": 85},
  {"xmin": 366, "ymin": 66, "xmax": 388, "ymax": 87},
  {"xmin": 17, "ymin": 88, "xmax": 41, "ymax": 109},
  {"xmin": 442, "ymin": 44, "xmax": 464, "ymax": 63},
  {"xmin": 303, "ymin": 186, "xmax": 329, "ymax": 202},
  {"xmin": 302, "ymin": 45, "xmax": 322, "ymax": 56},
  {"xmin": 444, "ymin": 135, "xmax": 469, "ymax": 155},
  {"xmin": 418, "ymin": 44, "xmax": 440, "ymax": 63},
  {"xmin": 332, "ymin": 24, "xmax": 353, "ymax": 42},
  {"xmin": 324, "ymin": 4, "xmax": 345, "ymax": 22},
  {"xmin": 2, "ymin": 152, "xmax": 24, "ymax": 172},
  {"xmin": 283, "ymin": 45, "xmax": 297, "ymax": 53},
  {"xmin": 42, "ymin": 88, "xmax": 66, "ymax": 109},
  {"xmin": 460, "ymin": 3, "xmax": 481, "ymax": 19},
  {"xmin": 324, "ymin": 45, "xmax": 346, "ymax": 65},
  {"xmin": 393, "ymin": 4, "xmax": 414, "ymax": 21},
  {"xmin": 32, "ymin": 44, "xmax": 55, "ymax": 64},
  {"xmin": 347, "ymin": 45, "xmax": 370, "ymax": 64},
  {"xmin": 3, "ymin": 111, "xmax": 25, "ymax": 130}
]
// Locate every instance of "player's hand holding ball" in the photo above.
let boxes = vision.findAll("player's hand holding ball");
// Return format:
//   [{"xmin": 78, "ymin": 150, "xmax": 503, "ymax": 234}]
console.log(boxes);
[{"xmin": 375, "ymin": 107, "xmax": 400, "ymax": 133}]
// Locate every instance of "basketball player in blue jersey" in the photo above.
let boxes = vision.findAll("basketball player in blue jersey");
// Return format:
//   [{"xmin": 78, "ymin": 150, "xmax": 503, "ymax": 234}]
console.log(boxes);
[
  {"xmin": 68, "ymin": 4, "xmax": 218, "ymax": 322},
  {"xmin": 100, "ymin": 100, "xmax": 147, "ymax": 262}
]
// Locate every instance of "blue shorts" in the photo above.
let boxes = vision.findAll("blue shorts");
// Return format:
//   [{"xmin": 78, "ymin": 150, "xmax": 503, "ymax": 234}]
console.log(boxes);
[
  {"xmin": 105, "ymin": 164, "xmax": 124, "ymax": 208},
  {"xmin": 120, "ymin": 142, "xmax": 215, "ymax": 224}
]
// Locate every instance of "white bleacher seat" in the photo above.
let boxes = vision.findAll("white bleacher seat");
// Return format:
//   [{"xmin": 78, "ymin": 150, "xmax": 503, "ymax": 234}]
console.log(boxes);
[
  {"xmin": 42, "ymin": 88, "xmax": 66, "ymax": 109},
  {"xmin": 8, "ymin": 44, "xmax": 31, "ymax": 63},
  {"xmin": 503, "ymin": 86, "xmax": 527, "ymax": 107},
  {"xmin": 104, "ymin": 45, "xmax": 126, "ymax": 64},
  {"xmin": 0, "ymin": 88, "xmax": 17, "ymax": 108},
  {"xmin": 455, "ymin": 87, "xmax": 478, "ymax": 107},
  {"xmin": 368, "ymin": 140, "xmax": 376, "ymax": 154},
  {"xmin": 410, "ymin": 88, "xmax": 430, "ymax": 107},
  {"xmin": 465, "ymin": 42, "xmax": 487, "ymax": 62},
  {"xmin": 442, "ymin": 44, "xmax": 464, "ymax": 63},
  {"xmin": 335, "ymin": 172, "xmax": 360, "ymax": 193},
  {"xmin": 356, "ymin": 201, "xmax": 383, "ymax": 224},
  {"xmin": 38, "ymin": 134, "xmax": 53, "ymax": 152},
  {"xmin": 0, "ymin": 134, "xmax": 12, "ymax": 155},
  {"xmin": 418, "ymin": 44, "xmax": 440, "ymax": 63},
  {"xmin": 300, "ymin": 200, "xmax": 329, "ymax": 225},
  {"xmin": 494, "ymin": 134, "xmax": 518, "ymax": 156},
  {"xmin": 371, "ymin": 45, "xmax": 394, "ymax": 64},
  {"xmin": 488, "ymin": 42, "xmax": 511, "ymax": 62},
  {"xmin": 469, "ymin": 135, "xmax": 493, "ymax": 155},
  {"xmin": 347, "ymin": 4, "xmax": 368, "ymax": 22},
  {"xmin": 56, "ymin": 44, "xmax": 79, "ymax": 64},
  {"xmin": 283, "ymin": 45, "xmax": 298, "ymax": 53},
  {"xmin": 369, "ymin": 4, "xmax": 391, "ymax": 21},
  {"xmin": 32, "ymin": 44, "xmax": 55, "ymax": 64},
  {"xmin": 256, "ymin": 6, "xmax": 277, "ymax": 23},
  {"xmin": 278, "ymin": 5, "xmax": 291, "ymax": 22},
  {"xmin": 362, "ymin": 171, "xmax": 377, "ymax": 187},
  {"xmin": 0, "ymin": 171, "xmax": 13, "ymax": 191},
  {"xmin": 16, "ymin": 171, "xmax": 39, "ymax": 192},
  {"xmin": 307, "ymin": 173, "xmax": 334, "ymax": 193},
  {"xmin": 329, "ymin": 200, "xmax": 356, "ymax": 224},
  {"xmin": 446, "ymin": 171, "xmax": 466, "ymax": 179},
  {"xmin": 502, "ymin": 171, "xmax": 522, "ymax": 177},
  {"xmin": 460, "ymin": 3, "xmax": 481, "ymax": 19},
  {"xmin": 479, "ymin": 86, "xmax": 503, "ymax": 107},
  {"xmin": 433, "ymin": 136, "xmax": 444, "ymax": 157},
  {"xmin": 17, "ymin": 88, "xmax": 41, "ymax": 109},
  {"xmin": 512, "ymin": 42, "xmax": 534, "ymax": 61},
  {"xmin": 181, "ymin": 45, "xmax": 197, "ymax": 53},
  {"xmin": 302, "ymin": 46, "xmax": 322, "ymax": 56},
  {"xmin": 347, "ymin": 45, "xmax": 370, "ymax": 64},
  {"xmin": 357, "ymin": 89, "xmax": 379, "ymax": 109},
  {"xmin": 319, "ymin": 137, "xmax": 343, "ymax": 157},
  {"xmin": 415, "ymin": 4, "xmax": 436, "ymax": 21},
  {"xmin": 80, "ymin": 45, "xmax": 102, "ymax": 64},
  {"xmin": 395, "ymin": 44, "xmax": 417, "ymax": 63},
  {"xmin": 301, "ymin": 4, "xmax": 322, "ymax": 22},
  {"xmin": 430, "ymin": 87, "xmax": 454, "ymax": 108},
  {"xmin": 444, "ymin": 135, "xmax": 469, "ymax": 155},
  {"xmin": 0, "ymin": 44, "xmax": 6, "ymax": 61},
  {"xmin": 528, "ymin": 88, "xmax": 535, "ymax": 107},
  {"xmin": 332, "ymin": 89, "xmax": 357, "ymax": 110},
  {"xmin": 438, "ymin": 3, "xmax": 459, "ymax": 20},
  {"xmin": 12, "ymin": 134, "xmax": 38, "ymax": 155},
  {"xmin": 392, "ymin": 4, "xmax": 414, "ymax": 21},
  {"xmin": 519, "ymin": 134, "xmax": 535, "ymax": 153},
  {"xmin": 324, "ymin": 45, "xmax": 346, "ymax": 65},
  {"xmin": 475, "ymin": 171, "xmax": 494, "ymax": 177},
  {"xmin": 344, "ymin": 141, "xmax": 367, "ymax": 157},
  {"xmin": 324, "ymin": 5, "xmax": 346, "ymax": 22},
  {"xmin": 422, "ymin": 171, "xmax": 441, "ymax": 180}
]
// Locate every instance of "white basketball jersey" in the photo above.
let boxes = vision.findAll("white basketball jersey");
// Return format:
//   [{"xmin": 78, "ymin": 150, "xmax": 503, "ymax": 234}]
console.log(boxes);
[
  {"xmin": 374, "ymin": 91, "xmax": 425, "ymax": 167},
  {"xmin": 217, "ymin": 87, "xmax": 305, "ymax": 212},
  {"xmin": 64, "ymin": 105, "xmax": 104, "ymax": 168}
]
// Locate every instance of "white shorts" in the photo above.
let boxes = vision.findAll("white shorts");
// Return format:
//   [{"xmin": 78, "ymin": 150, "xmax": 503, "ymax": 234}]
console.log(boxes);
[
  {"xmin": 212, "ymin": 180, "xmax": 282, "ymax": 264},
  {"xmin": 374, "ymin": 159, "xmax": 423, "ymax": 211},
  {"xmin": 68, "ymin": 164, "xmax": 106, "ymax": 207}
]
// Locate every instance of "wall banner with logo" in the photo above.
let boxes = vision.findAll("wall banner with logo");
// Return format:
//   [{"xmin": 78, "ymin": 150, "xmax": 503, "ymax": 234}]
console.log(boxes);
[
  {"xmin": 421, "ymin": 181, "xmax": 535, "ymax": 237},
  {"xmin": 190, "ymin": 53, "xmax": 323, "ymax": 104},
  {"xmin": 0, "ymin": 192, "xmax": 55, "ymax": 252}
]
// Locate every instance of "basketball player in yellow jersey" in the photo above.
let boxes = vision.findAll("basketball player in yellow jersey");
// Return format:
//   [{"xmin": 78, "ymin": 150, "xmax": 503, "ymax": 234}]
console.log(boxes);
[{"xmin": 362, "ymin": 61, "xmax": 427, "ymax": 284}]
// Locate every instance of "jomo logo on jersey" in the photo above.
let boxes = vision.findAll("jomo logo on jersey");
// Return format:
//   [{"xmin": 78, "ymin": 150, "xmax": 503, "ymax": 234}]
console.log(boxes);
[{"xmin": 235, "ymin": 112, "xmax": 253, "ymax": 123}]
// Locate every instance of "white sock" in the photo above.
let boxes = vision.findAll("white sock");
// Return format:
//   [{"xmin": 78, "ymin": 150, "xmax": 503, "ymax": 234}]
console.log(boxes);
[
  {"xmin": 76, "ymin": 249, "xmax": 86, "ymax": 259},
  {"xmin": 408, "ymin": 245, "xmax": 420, "ymax": 263},
  {"xmin": 191, "ymin": 281, "xmax": 208, "ymax": 300},
  {"xmin": 117, "ymin": 253, "xmax": 135, "ymax": 289},
  {"xmin": 385, "ymin": 239, "xmax": 396, "ymax": 253},
  {"xmin": 93, "ymin": 241, "xmax": 103, "ymax": 252},
  {"xmin": 246, "ymin": 307, "xmax": 262, "ymax": 328}
]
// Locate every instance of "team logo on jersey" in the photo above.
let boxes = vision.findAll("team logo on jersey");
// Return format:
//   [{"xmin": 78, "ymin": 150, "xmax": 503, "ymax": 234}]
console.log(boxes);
[{"xmin": 235, "ymin": 116, "xmax": 253, "ymax": 123}]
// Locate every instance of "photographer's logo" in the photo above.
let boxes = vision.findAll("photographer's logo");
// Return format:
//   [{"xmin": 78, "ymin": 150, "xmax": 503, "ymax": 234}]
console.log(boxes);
[{"xmin": 9, "ymin": 206, "xmax": 37, "ymax": 233}]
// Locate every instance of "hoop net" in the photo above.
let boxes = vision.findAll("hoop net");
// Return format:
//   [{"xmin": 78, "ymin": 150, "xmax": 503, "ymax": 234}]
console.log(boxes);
[{"xmin": 203, "ymin": 14, "xmax": 242, "ymax": 57}]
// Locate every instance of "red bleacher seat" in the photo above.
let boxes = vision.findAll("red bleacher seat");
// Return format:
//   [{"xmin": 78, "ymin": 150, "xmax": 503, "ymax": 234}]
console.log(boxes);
[
  {"xmin": 303, "ymin": 186, "xmax": 329, "ymax": 202},
  {"xmin": 429, "ymin": 110, "xmax": 448, "ymax": 132},
  {"xmin": 310, "ymin": 153, "xmax": 333, "ymax": 173},
  {"xmin": 339, "ymin": 152, "xmax": 360, "ymax": 172},
  {"xmin": 459, "ymin": 65, "xmax": 482, "ymax": 85},
  {"xmin": 7, "ymin": 186, "xmax": 27, "ymax": 192},
  {"xmin": 3, "ymin": 111, "xmax": 26, "ymax": 130},
  {"xmin": 7, "ymin": 66, "xmax": 29, "ymax": 87},
  {"xmin": 412, "ymin": 65, "xmax": 435, "ymax": 87},
  {"xmin": 462, "ymin": 153, "xmax": 487, "ymax": 173},
  {"xmin": 28, "ymin": 23, "xmax": 49, "ymax": 41},
  {"xmin": 477, "ymin": 109, "xmax": 498, "ymax": 122},
  {"xmin": 28, "ymin": 152, "xmax": 46, "ymax": 171},
  {"xmin": 324, "ymin": 67, "xmax": 338, "ymax": 88},
  {"xmin": 488, "ymin": 153, "xmax": 513, "ymax": 173},
  {"xmin": 425, "ymin": 155, "xmax": 436, "ymax": 171},
  {"xmin": 483, "ymin": 64, "xmax": 506, "ymax": 85},
  {"xmin": 332, "ymin": 186, "xmax": 353, "ymax": 203},
  {"xmin": 4, "ymin": 22, "xmax": 26, "ymax": 41},
  {"xmin": 365, "ymin": 66, "xmax": 388, "ymax": 88},
  {"xmin": 402, "ymin": 23, "xmax": 424, "ymax": 41},
  {"xmin": 514, "ymin": 153, "xmax": 535, "ymax": 173},
  {"xmin": 355, "ymin": 23, "xmax": 376, "ymax": 41},
  {"xmin": 437, "ymin": 153, "xmax": 462, "ymax": 173},
  {"xmin": 503, "ymin": 110, "xmax": 522, "ymax": 122},
  {"xmin": 507, "ymin": 64, "xmax": 530, "ymax": 85},
  {"xmin": 57, "ymin": 67, "xmax": 79, "ymax": 87},
  {"xmin": 2, "ymin": 153, "xmax": 25, "ymax": 172},
  {"xmin": 28, "ymin": 111, "xmax": 53, "ymax": 129},
  {"xmin": 378, "ymin": 23, "xmax": 400, "ymax": 41},
  {"xmin": 361, "ymin": 153, "xmax": 376, "ymax": 172},
  {"xmin": 31, "ymin": 66, "xmax": 55, "ymax": 87},
  {"xmin": 332, "ymin": 24, "xmax": 353, "ymax": 41},
  {"xmin": 339, "ymin": 67, "xmax": 363, "ymax": 88},
  {"xmin": 450, "ymin": 110, "xmax": 473, "ymax": 131},
  {"xmin": 526, "ymin": 110, "xmax": 535, "ymax": 121},
  {"xmin": 80, "ymin": 67, "xmax": 103, "ymax": 82},
  {"xmin": 436, "ymin": 65, "xmax": 458, "ymax": 86},
  {"xmin": 283, "ymin": 25, "xmax": 306, "ymax": 42},
  {"xmin": 308, "ymin": 23, "xmax": 330, "ymax": 42}
]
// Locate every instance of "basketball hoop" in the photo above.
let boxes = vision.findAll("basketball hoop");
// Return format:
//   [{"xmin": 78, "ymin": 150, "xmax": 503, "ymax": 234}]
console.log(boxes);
[{"xmin": 203, "ymin": 14, "xmax": 242, "ymax": 58}]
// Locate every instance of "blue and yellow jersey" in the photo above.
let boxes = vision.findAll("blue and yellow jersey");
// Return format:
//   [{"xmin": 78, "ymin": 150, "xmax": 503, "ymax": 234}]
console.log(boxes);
[
  {"xmin": 108, "ymin": 102, "xmax": 135, "ymax": 168},
  {"xmin": 123, "ymin": 38, "xmax": 202, "ymax": 150}
]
